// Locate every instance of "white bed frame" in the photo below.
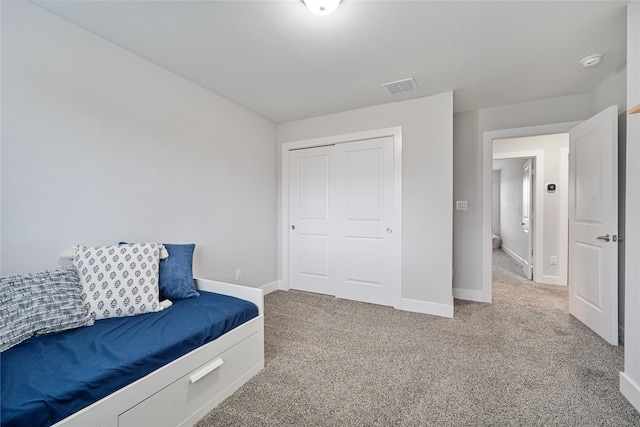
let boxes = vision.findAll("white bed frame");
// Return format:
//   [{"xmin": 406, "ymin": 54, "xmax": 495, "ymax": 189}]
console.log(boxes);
[{"xmin": 53, "ymin": 278, "xmax": 265, "ymax": 427}]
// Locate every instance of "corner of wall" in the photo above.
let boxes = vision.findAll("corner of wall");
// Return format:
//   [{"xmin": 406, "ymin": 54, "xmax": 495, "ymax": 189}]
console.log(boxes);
[{"xmin": 621, "ymin": 0, "xmax": 640, "ymax": 412}]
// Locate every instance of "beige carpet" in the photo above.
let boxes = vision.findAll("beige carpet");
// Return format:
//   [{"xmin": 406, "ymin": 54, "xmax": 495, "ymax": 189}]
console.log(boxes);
[{"xmin": 196, "ymin": 250, "xmax": 639, "ymax": 426}]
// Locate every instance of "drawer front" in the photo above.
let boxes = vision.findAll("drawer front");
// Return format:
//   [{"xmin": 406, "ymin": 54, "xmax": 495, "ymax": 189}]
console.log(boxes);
[
  {"xmin": 118, "ymin": 372, "xmax": 186, "ymax": 427},
  {"xmin": 184, "ymin": 331, "xmax": 259, "ymax": 415},
  {"xmin": 118, "ymin": 332, "xmax": 259, "ymax": 427}
]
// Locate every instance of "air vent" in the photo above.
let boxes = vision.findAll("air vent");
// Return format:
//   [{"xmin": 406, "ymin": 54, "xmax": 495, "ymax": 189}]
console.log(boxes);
[{"xmin": 382, "ymin": 78, "xmax": 418, "ymax": 95}]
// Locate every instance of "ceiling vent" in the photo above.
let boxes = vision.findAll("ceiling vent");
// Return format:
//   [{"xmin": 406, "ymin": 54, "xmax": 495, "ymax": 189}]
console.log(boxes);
[{"xmin": 382, "ymin": 78, "xmax": 418, "ymax": 95}]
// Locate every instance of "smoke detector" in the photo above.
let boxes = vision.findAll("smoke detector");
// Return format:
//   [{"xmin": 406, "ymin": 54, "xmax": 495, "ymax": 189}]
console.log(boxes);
[{"xmin": 382, "ymin": 78, "xmax": 418, "ymax": 95}]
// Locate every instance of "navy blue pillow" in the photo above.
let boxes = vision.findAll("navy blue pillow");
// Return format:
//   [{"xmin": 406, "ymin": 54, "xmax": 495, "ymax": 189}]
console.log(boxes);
[
  {"xmin": 119, "ymin": 242, "xmax": 199, "ymax": 300},
  {"xmin": 160, "ymin": 243, "xmax": 199, "ymax": 300}
]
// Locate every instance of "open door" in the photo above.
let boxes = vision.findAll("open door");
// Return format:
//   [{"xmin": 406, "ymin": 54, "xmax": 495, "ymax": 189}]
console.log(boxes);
[
  {"xmin": 522, "ymin": 158, "xmax": 533, "ymax": 280},
  {"xmin": 568, "ymin": 105, "xmax": 618, "ymax": 345}
]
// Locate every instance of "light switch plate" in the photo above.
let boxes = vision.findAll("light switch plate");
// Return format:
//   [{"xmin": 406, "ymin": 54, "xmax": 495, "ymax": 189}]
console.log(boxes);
[{"xmin": 456, "ymin": 201, "xmax": 468, "ymax": 211}]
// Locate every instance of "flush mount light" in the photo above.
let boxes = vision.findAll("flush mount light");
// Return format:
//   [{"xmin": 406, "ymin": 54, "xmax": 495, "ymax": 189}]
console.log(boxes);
[
  {"xmin": 581, "ymin": 54, "xmax": 603, "ymax": 67},
  {"xmin": 303, "ymin": 0, "xmax": 341, "ymax": 16}
]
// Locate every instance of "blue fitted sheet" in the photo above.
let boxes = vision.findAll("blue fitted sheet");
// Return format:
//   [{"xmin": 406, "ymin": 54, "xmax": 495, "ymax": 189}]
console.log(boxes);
[{"xmin": 1, "ymin": 291, "xmax": 258, "ymax": 427}]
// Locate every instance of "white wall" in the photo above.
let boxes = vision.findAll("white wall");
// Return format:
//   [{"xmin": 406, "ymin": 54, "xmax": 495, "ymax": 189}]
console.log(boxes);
[
  {"xmin": 1, "ymin": 2, "xmax": 278, "ymax": 287},
  {"xmin": 452, "ymin": 110, "xmax": 482, "ymax": 298},
  {"xmin": 621, "ymin": 0, "xmax": 640, "ymax": 412},
  {"xmin": 278, "ymin": 93, "xmax": 453, "ymax": 314},
  {"xmin": 592, "ymin": 67, "xmax": 627, "ymax": 115},
  {"xmin": 491, "ymin": 170, "xmax": 500, "ymax": 234},
  {"xmin": 453, "ymin": 94, "xmax": 591, "ymax": 295},
  {"xmin": 496, "ymin": 159, "xmax": 527, "ymax": 262}
]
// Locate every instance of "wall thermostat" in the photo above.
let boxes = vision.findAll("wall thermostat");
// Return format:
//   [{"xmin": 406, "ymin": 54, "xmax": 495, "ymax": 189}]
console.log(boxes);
[{"xmin": 546, "ymin": 183, "xmax": 557, "ymax": 193}]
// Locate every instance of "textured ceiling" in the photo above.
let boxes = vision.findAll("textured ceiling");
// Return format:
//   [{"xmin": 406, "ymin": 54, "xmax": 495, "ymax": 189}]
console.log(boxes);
[{"xmin": 34, "ymin": 1, "xmax": 628, "ymax": 123}]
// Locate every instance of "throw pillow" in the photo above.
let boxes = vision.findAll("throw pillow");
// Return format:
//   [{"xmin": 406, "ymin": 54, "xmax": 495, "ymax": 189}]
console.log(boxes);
[
  {"xmin": 119, "ymin": 242, "xmax": 199, "ymax": 300},
  {"xmin": 159, "ymin": 243, "xmax": 199, "ymax": 300},
  {"xmin": 0, "ymin": 265, "xmax": 94, "ymax": 352},
  {"xmin": 73, "ymin": 243, "xmax": 164, "ymax": 320}
]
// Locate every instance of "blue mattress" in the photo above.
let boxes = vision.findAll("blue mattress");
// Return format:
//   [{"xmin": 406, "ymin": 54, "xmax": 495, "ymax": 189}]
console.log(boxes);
[{"xmin": 1, "ymin": 291, "xmax": 258, "ymax": 427}]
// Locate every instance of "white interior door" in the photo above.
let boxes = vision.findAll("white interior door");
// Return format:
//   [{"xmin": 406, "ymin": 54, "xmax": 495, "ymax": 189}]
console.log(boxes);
[
  {"xmin": 290, "ymin": 146, "xmax": 335, "ymax": 296},
  {"xmin": 334, "ymin": 137, "xmax": 396, "ymax": 306},
  {"xmin": 568, "ymin": 105, "xmax": 618, "ymax": 345},
  {"xmin": 522, "ymin": 158, "xmax": 533, "ymax": 280}
]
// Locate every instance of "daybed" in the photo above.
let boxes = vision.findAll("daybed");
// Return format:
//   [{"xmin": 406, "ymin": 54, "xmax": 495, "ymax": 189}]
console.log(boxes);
[{"xmin": 1, "ymin": 277, "xmax": 264, "ymax": 427}]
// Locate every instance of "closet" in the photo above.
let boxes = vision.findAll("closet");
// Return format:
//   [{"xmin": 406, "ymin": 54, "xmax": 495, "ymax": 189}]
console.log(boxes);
[{"xmin": 288, "ymin": 136, "xmax": 399, "ymax": 307}]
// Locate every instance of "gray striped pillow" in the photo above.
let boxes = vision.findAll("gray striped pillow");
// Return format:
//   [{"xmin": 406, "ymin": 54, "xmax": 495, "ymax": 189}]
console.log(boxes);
[{"xmin": 0, "ymin": 265, "xmax": 94, "ymax": 352}]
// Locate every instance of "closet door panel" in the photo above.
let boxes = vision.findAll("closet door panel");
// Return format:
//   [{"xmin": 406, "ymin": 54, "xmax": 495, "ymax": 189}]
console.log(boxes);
[
  {"xmin": 289, "ymin": 146, "xmax": 335, "ymax": 296},
  {"xmin": 335, "ymin": 137, "xmax": 395, "ymax": 306}
]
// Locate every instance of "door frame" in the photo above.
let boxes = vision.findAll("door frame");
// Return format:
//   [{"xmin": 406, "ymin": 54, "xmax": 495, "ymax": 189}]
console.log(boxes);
[
  {"xmin": 522, "ymin": 157, "xmax": 534, "ymax": 280},
  {"xmin": 280, "ymin": 126, "xmax": 403, "ymax": 308},
  {"xmin": 481, "ymin": 122, "xmax": 580, "ymax": 302}
]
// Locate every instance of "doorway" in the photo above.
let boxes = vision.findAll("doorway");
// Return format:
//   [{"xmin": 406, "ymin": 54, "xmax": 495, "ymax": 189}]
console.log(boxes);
[
  {"xmin": 482, "ymin": 107, "xmax": 620, "ymax": 346},
  {"xmin": 481, "ymin": 122, "xmax": 579, "ymax": 302},
  {"xmin": 490, "ymin": 132, "xmax": 571, "ymax": 289},
  {"xmin": 492, "ymin": 156, "xmax": 536, "ymax": 281}
]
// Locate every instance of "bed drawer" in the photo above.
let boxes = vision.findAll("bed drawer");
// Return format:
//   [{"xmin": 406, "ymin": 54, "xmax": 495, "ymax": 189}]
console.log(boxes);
[{"xmin": 118, "ymin": 332, "xmax": 259, "ymax": 427}]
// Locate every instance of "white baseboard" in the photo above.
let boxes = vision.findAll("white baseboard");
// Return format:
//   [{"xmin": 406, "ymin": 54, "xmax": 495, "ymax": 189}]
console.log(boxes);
[
  {"xmin": 259, "ymin": 281, "xmax": 280, "ymax": 295},
  {"xmin": 540, "ymin": 275, "xmax": 567, "ymax": 286},
  {"xmin": 620, "ymin": 372, "xmax": 640, "ymax": 412},
  {"xmin": 275, "ymin": 283, "xmax": 454, "ymax": 318},
  {"xmin": 501, "ymin": 245, "xmax": 524, "ymax": 264},
  {"xmin": 401, "ymin": 298, "xmax": 453, "ymax": 318},
  {"xmin": 453, "ymin": 288, "xmax": 491, "ymax": 303}
]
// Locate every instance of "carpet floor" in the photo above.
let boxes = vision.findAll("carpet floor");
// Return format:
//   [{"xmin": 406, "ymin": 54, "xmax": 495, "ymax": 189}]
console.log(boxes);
[{"xmin": 196, "ymin": 250, "xmax": 639, "ymax": 426}]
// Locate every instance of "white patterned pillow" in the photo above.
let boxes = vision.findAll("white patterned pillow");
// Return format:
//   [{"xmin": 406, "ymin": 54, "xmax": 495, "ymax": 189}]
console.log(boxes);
[{"xmin": 73, "ymin": 243, "xmax": 164, "ymax": 320}]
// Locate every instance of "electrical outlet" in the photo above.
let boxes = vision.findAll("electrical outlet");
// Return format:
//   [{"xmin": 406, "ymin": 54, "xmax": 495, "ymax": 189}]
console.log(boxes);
[
  {"xmin": 235, "ymin": 268, "xmax": 242, "ymax": 281},
  {"xmin": 550, "ymin": 256, "xmax": 557, "ymax": 265}
]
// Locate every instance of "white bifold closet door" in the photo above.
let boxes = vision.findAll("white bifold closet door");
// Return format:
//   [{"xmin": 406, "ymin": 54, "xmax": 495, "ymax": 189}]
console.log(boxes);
[{"xmin": 290, "ymin": 137, "xmax": 397, "ymax": 307}]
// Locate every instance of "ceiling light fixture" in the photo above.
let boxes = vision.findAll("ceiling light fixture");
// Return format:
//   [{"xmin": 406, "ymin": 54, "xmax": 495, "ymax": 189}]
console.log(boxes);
[
  {"xmin": 580, "ymin": 54, "xmax": 602, "ymax": 67},
  {"xmin": 302, "ymin": 0, "xmax": 341, "ymax": 16}
]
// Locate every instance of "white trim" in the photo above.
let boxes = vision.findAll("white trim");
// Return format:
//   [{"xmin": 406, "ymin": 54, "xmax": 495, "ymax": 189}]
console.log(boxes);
[
  {"xmin": 401, "ymin": 298, "xmax": 453, "ymax": 318},
  {"xmin": 559, "ymin": 147, "xmax": 569, "ymax": 286},
  {"xmin": 259, "ymin": 281, "xmax": 280, "ymax": 295},
  {"xmin": 501, "ymin": 244, "xmax": 525, "ymax": 265},
  {"xmin": 392, "ymin": 130, "xmax": 403, "ymax": 309},
  {"xmin": 482, "ymin": 122, "xmax": 581, "ymax": 301},
  {"xmin": 539, "ymin": 275, "xmax": 566, "ymax": 286},
  {"xmin": 620, "ymin": 372, "xmax": 640, "ymax": 412},
  {"xmin": 453, "ymin": 288, "xmax": 490, "ymax": 303},
  {"xmin": 281, "ymin": 126, "xmax": 403, "ymax": 309},
  {"xmin": 493, "ymin": 150, "xmax": 545, "ymax": 284},
  {"xmin": 501, "ymin": 246, "xmax": 565, "ymax": 286}
]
